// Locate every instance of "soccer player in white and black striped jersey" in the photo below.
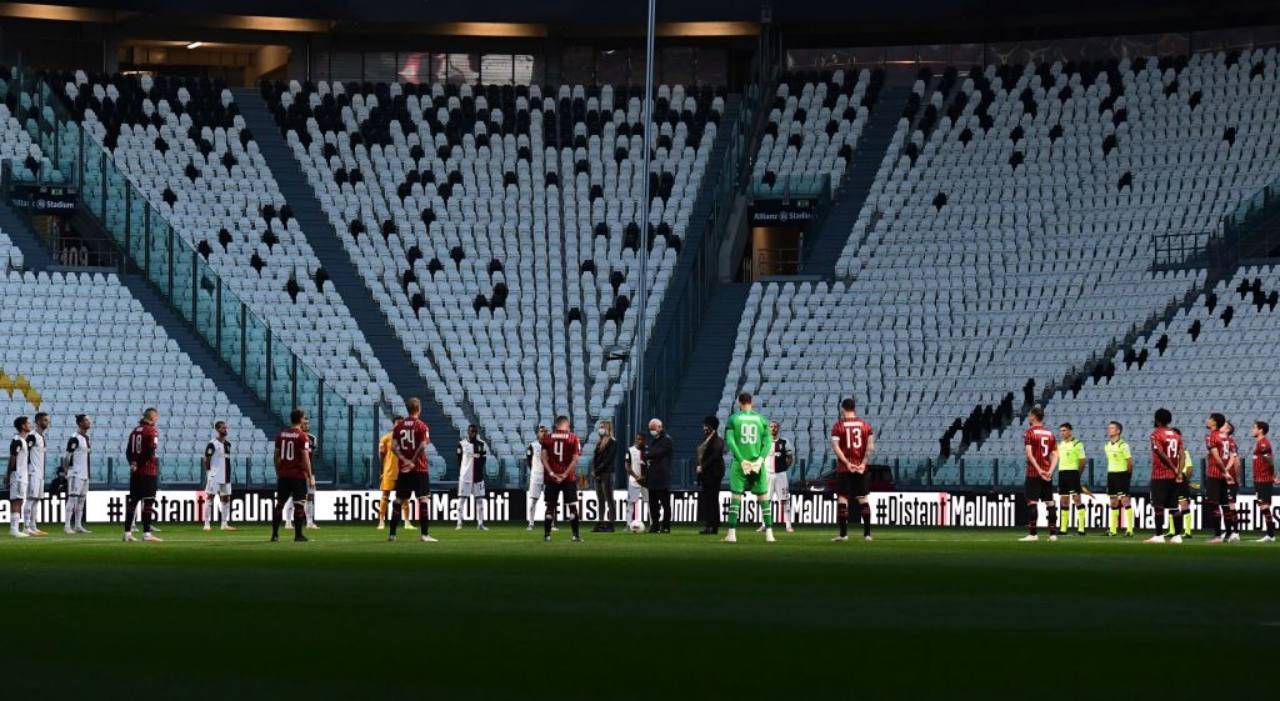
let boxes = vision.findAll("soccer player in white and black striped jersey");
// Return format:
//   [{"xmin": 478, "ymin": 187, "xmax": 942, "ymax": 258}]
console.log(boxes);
[
  {"xmin": 525, "ymin": 426, "xmax": 549, "ymax": 530},
  {"xmin": 22, "ymin": 412, "xmax": 50, "ymax": 536},
  {"xmin": 8, "ymin": 416, "xmax": 31, "ymax": 538},
  {"xmin": 63, "ymin": 414, "xmax": 92, "ymax": 534},
  {"xmin": 202, "ymin": 421, "xmax": 236, "ymax": 532}
]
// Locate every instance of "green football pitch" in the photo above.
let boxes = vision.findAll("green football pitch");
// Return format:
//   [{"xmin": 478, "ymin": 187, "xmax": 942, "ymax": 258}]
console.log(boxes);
[{"xmin": 5, "ymin": 523, "xmax": 1278, "ymax": 698}]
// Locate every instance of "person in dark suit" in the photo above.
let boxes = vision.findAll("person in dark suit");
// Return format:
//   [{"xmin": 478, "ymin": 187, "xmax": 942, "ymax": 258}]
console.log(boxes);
[
  {"xmin": 645, "ymin": 418, "xmax": 673, "ymax": 533},
  {"xmin": 696, "ymin": 415, "xmax": 726, "ymax": 534},
  {"xmin": 591, "ymin": 420, "xmax": 618, "ymax": 532}
]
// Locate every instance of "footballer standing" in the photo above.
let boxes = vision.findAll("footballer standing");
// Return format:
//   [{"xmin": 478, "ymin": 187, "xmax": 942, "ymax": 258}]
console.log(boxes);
[
  {"xmin": 1204, "ymin": 413, "xmax": 1233, "ymax": 542},
  {"xmin": 388, "ymin": 398, "xmax": 436, "ymax": 543},
  {"xmin": 63, "ymin": 414, "xmax": 92, "ymax": 534},
  {"xmin": 525, "ymin": 426, "xmax": 548, "ymax": 530},
  {"xmin": 831, "ymin": 399, "xmax": 874, "ymax": 542},
  {"xmin": 8, "ymin": 416, "xmax": 30, "ymax": 538},
  {"xmin": 540, "ymin": 416, "xmax": 582, "ymax": 542},
  {"xmin": 123, "ymin": 408, "xmax": 161, "ymax": 542},
  {"xmin": 202, "ymin": 421, "xmax": 236, "ymax": 532},
  {"xmin": 271, "ymin": 409, "xmax": 311, "ymax": 543},
  {"xmin": 1147, "ymin": 408, "xmax": 1184, "ymax": 544},
  {"xmin": 1251, "ymin": 421, "xmax": 1275, "ymax": 542},
  {"xmin": 1020, "ymin": 407, "xmax": 1058, "ymax": 542}
]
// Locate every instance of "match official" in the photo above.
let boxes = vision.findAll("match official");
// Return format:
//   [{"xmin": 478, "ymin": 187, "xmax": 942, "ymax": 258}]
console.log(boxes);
[
  {"xmin": 646, "ymin": 419, "xmax": 673, "ymax": 533},
  {"xmin": 591, "ymin": 420, "xmax": 618, "ymax": 532},
  {"xmin": 696, "ymin": 416, "xmax": 725, "ymax": 535}
]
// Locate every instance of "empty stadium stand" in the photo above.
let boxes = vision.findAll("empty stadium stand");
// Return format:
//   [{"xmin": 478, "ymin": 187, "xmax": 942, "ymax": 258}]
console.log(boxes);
[
  {"xmin": 56, "ymin": 71, "xmax": 400, "ymax": 424},
  {"xmin": 262, "ymin": 78, "xmax": 729, "ymax": 463},
  {"xmin": 721, "ymin": 49, "xmax": 1280, "ymax": 480},
  {"xmin": 0, "ymin": 251, "xmax": 274, "ymax": 484}
]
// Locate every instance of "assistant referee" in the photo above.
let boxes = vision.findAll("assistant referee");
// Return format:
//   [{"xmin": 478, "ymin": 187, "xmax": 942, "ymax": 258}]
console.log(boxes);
[
  {"xmin": 1056, "ymin": 423, "xmax": 1086, "ymax": 536},
  {"xmin": 1104, "ymin": 421, "xmax": 1134, "ymax": 537}
]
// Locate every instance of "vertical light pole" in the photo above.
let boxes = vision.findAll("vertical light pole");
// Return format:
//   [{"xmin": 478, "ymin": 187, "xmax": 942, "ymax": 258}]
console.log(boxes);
[{"xmin": 633, "ymin": 0, "xmax": 656, "ymax": 436}]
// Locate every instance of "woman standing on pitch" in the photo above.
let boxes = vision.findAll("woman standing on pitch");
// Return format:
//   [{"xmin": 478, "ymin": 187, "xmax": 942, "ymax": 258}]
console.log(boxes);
[{"xmin": 591, "ymin": 420, "xmax": 618, "ymax": 532}]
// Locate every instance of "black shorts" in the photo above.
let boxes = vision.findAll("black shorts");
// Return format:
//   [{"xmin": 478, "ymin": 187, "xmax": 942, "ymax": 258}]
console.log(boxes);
[
  {"xmin": 276, "ymin": 477, "xmax": 308, "ymax": 503},
  {"xmin": 1106, "ymin": 472, "xmax": 1132, "ymax": 497},
  {"xmin": 129, "ymin": 473, "xmax": 158, "ymax": 499},
  {"xmin": 1025, "ymin": 476, "xmax": 1053, "ymax": 502},
  {"xmin": 1175, "ymin": 479, "xmax": 1192, "ymax": 501},
  {"xmin": 395, "ymin": 471, "xmax": 430, "ymax": 500},
  {"xmin": 837, "ymin": 471, "xmax": 868, "ymax": 499},
  {"xmin": 1150, "ymin": 479, "xmax": 1178, "ymax": 510},
  {"xmin": 1257, "ymin": 482, "xmax": 1275, "ymax": 502},
  {"xmin": 1205, "ymin": 477, "xmax": 1230, "ymax": 504},
  {"xmin": 1059, "ymin": 470, "xmax": 1082, "ymax": 495},
  {"xmin": 544, "ymin": 481, "xmax": 579, "ymax": 502}
]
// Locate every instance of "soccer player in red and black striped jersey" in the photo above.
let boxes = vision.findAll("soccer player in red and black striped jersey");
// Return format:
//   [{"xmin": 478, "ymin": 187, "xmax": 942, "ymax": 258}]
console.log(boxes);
[
  {"xmin": 388, "ymin": 397, "xmax": 436, "ymax": 543},
  {"xmin": 1251, "ymin": 421, "xmax": 1275, "ymax": 542},
  {"xmin": 539, "ymin": 415, "xmax": 582, "ymax": 542},
  {"xmin": 1020, "ymin": 406, "xmax": 1059, "ymax": 541},
  {"xmin": 123, "ymin": 408, "xmax": 161, "ymax": 542},
  {"xmin": 271, "ymin": 408, "xmax": 312, "ymax": 543},
  {"xmin": 1204, "ymin": 413, "xmax": 1235, "ymax": 542},
  {"xmin": 1147, "ymin": 408, "xmax": 1185, "ymax": 543},
  {"xmin": 830, "ymin": 398, "xmax": 874, "ymax": 542}
]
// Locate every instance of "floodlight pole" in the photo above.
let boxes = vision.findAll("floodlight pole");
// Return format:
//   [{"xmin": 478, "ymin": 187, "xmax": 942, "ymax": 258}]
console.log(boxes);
[{"xmin": 633, "ymin": 0, "xmax": 656, "ymax": 437}]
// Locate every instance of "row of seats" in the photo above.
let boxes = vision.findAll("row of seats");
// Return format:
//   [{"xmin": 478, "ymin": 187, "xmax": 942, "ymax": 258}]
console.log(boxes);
[
  {"xmin": 57, "ymin": 72, "xmax": 402, "ymax": 419},
  {"xmin": 266, "ymin": 79, "xmax": 724, "ymax": 460},
  {"xmin": 0, "ymin": 261, "xmax": 274, "ymax": 483},
  {"xmin": 722, "ymin": 50, "xmax": 1280, "ymax": 474}
]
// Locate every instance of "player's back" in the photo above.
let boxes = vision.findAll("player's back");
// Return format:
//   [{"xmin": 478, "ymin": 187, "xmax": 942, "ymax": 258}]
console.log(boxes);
[
  {"xmin": 275, "ymin": 428, "xmax": 308, "ymax": 478},
  {"xmin": 729, "ymin": 411, "xmax": 769, "ymax": 460},
  {"xmin": 127, "ymin": 424, "xmax": 159, "ymax": 475},
  {"xmin": 831, "ymin": 416, "xmax": 873, "ymax": 467},
  {"xmin": 392, "ymin": 417, "xmax": 430, "ymax": 472},
  {"xmin": 1150, "ymin": 427, "xmax": 1182, "ymax": 478},
  {"xmin": 542, "ymin": 430, "xmax": 580, "ymax": 476},
  {"xmin": 1023, "ymin": 426, "xmax": 1056, "ymax": 475}
]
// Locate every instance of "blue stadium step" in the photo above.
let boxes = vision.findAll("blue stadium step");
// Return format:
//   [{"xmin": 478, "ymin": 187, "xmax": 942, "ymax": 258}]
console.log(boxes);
[
  {"xmin": 232, "ymin": 88, "xmax": 461, "ymax": 461},
  {"xmin": 115, "ymin": 269, "xmax": 283, "ymax": 441},
  {"xmin": 665, "ymin": 283, "xmax": 750, "ymax": 463},
  {"xmin": 0, "ymin": 198, "xmax": 55, "ymax": 271},
  {"xmin": 803, "ymin": 84, "xmax": 912, "ymax": 278}
]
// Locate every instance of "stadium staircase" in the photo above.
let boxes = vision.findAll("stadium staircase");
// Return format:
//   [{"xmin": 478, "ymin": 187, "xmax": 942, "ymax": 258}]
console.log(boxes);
[
  {"xmin": 803, "ymin": 84, "xmax": 912, "ymax": 278},
  {"xmin": 0, "ymin": 198, "xmax": 54, "ymax": 271},
  {"xmin": 68, "ymin": 204, "xmax": 284, "ymax": 442},
  {"xmin": 664, "ymin": 282, "xmax": 749, "ymax": 463},
  {"xmin": 232, "ymin": 88, "xmax": 461, "ymax": 461}
]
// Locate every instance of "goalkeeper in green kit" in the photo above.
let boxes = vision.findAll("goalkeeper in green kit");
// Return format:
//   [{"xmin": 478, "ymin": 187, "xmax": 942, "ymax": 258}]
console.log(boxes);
[{"xmin": 722, "ymin": 392, "xmax": 776, "ymax": 543}]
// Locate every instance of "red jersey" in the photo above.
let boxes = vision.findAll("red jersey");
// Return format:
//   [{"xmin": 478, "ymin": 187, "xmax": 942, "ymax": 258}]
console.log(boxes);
[
  {"xmin": 392, "ymin": 417, "xmax": 430, "ymax": 473},
  {"xmin": 275, "ymin": 428, "xmax": 310, "ymax": 479},
  {"xmin": 1024, "ymin": 426, "xmax": 1056, "ymax": 477},
  {"xmin": 1224, "ymin": 436, "xmax": 1240, "ymax": 480},
  {"xmin": 1252, "ymin": 437, "xmax": 1274, "ymax": 483},
  {"xmin": 1150, "ymin": 428, "xmax": 1183, "ymax": 480},
  {"xmin": 1205, "ymin": 431, "xmax": 1228, "ymax": 479},
  {"xmin": 540, "ymin": 430, "xmax": 581, "ymax": 480},
  {"xmin": 126, "ymin": 423, "xmax": 159, "ymax": 477},
  {"xmin": 830, "ymin": 417, "xmax": 873, "ymax": 471}
]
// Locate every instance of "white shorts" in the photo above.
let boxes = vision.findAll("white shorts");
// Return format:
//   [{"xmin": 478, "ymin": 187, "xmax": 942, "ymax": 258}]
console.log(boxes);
[
  {"xmin": 8, "ymin": 468, "xmax": 29, "ymax": 499},
  {"xmin": 458, "ymin": 479, "xmax": 487, "ymax": 497},
  {"xmin": 528, "ymin": 471, "xmax": 544, "ymax": 496},
  {"xmin": 627, "ymin": 479, "xmax": 648, "ymax": 502},
  {"xmin": 26, "ymin": 468, "xmax": 45, "ymax": 500},
  {"xmin": 67, "ymin": 475, "xmax": 89, "ymax": 498},
  {"xmin": 768, "ymin": 472, "xmax": 790, "ymax": 500},
  {"xmin": 205, "ymin": 474, "xmax": 232, "ymax": 497}
]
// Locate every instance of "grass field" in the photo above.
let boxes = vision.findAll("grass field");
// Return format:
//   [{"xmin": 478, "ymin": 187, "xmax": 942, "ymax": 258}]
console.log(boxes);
[{"xmin": 5, "ymin": 522, "xmax": 1279, "ymax": 698}]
